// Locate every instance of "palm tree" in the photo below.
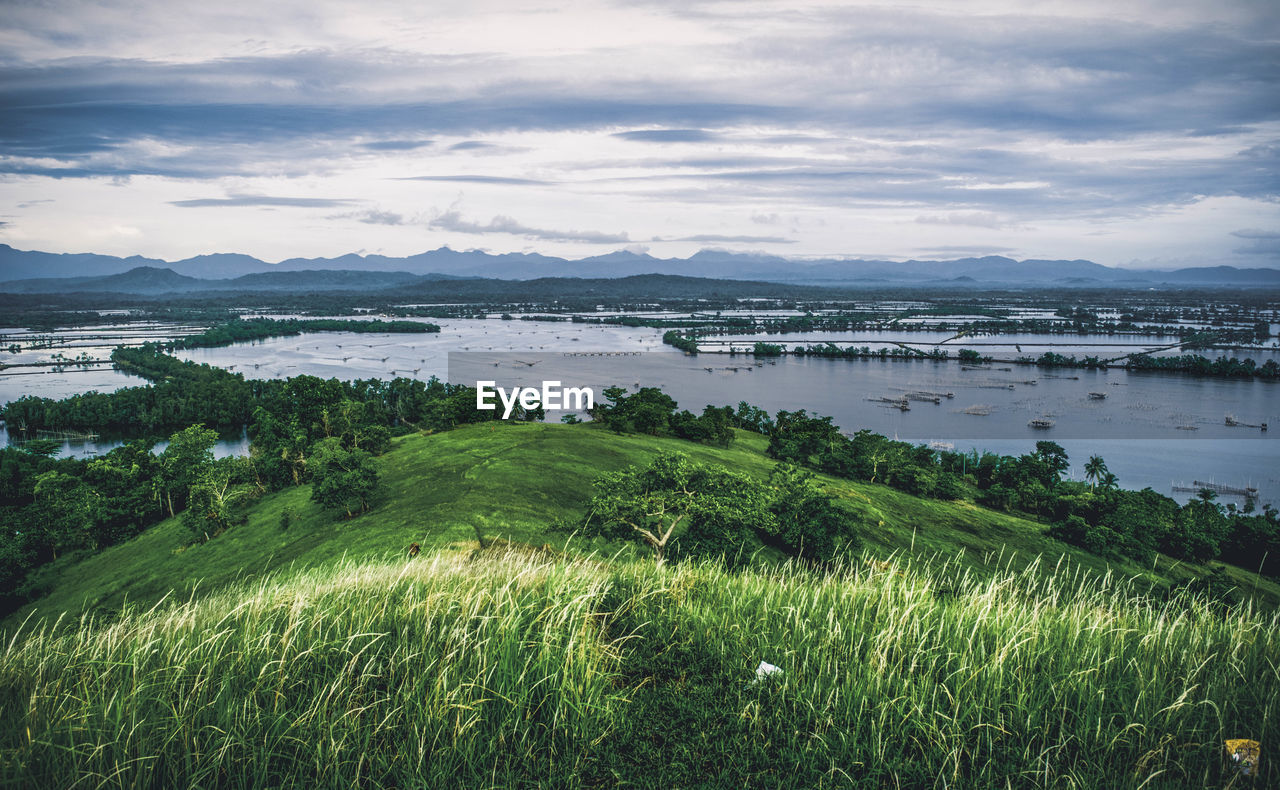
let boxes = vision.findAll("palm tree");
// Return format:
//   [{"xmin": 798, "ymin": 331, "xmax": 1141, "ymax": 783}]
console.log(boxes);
[{"xmin": 1084, "ymin": 455, "xmax": 1109, "ymax": 492}]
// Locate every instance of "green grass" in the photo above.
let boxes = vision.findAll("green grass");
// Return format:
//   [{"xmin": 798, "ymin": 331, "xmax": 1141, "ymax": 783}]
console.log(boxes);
[
  {"xmin": 5, "ymin": 423, "xmax": 1279, "ymax": 787},
  {"xmin": 11, "ymin": 422, "xmax": 1280, "ymax": 630},
  {"xmin": 2, "ymin": 547, "xmax": 1276, "ymax": 788}
]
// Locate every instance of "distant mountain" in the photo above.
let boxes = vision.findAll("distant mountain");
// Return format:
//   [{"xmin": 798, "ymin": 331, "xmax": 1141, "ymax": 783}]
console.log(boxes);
[
  {"xmin": 0, "ymin": 246, "xmax": 166, "ymax": 281},
  {"xmin": 219, "ymin": 269, "xmax": 426, "ymax": 291},
  {"xmin": 1, "ymin": 244, "xmax": 1277, "ymax": 289},
  {"xmin": 2, "ymin": 266, "xmax": 205, "ymax": 295},
  {"xmin": 0, "ymin": 267, "xmax": 460, "ymax": 295}
]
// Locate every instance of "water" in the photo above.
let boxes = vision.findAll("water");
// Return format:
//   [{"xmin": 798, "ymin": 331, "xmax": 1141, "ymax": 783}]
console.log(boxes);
[
  {"xmin": 0, "ymin": 317, "xmax": 1274, "ymax": 506},
  {"xmin": 0, "ymin": 424, "xmax": 250, "ymax": 461},
  {"xmin": 172, "ymin": 318, "xmax": 668, "ymax": 381},
  {"xmin": 448, "ymin": 351, "xmax": 1279, "ymax": 508}
]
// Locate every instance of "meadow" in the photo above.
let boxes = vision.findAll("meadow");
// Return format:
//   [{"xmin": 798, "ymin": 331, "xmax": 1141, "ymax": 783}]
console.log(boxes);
[
  {"xmin": 12, "ymin": 423, "xmax": 1278, "ymax": 628},
  {"xmin": 1, "ymin": 546, "xmax": 1275, "ymax": 788},
  {"xmin": 3, "ymin": 422, "xmax": 1278, "ymax": 787}
]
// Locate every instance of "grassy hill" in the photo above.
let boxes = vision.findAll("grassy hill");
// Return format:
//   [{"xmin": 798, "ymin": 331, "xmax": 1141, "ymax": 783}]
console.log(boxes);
[
  {"xmin": 10, "ymin": 422, "xmax": 1280, "ymax": 629},
  {"xmin": 4, "ymin": 546, "xmax": 1277, "ymax": 788},
  {"xmin": 3, "ymin": 422, "xmax": 1279, "ymax": 787}
]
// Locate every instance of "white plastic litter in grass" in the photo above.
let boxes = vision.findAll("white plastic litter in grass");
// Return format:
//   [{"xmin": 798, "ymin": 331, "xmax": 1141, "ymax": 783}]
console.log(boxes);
[{"xmin": 754, "ymin": 661, "xmax": 783, "ymax": 684}]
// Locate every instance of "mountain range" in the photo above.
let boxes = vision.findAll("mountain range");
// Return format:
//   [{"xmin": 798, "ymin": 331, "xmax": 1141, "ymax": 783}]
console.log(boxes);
[{"xmin": 1, "ymin": 244, "xmax": 1277, "ymax": 292}]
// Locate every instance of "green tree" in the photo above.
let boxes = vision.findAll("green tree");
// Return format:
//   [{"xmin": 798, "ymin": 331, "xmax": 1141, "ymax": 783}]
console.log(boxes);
[
  {"xmin": 601, "ymin": 387, "xmax": 678, "ymax": 435},
  {"xmin": 1084, "ymin": 455, "xmax": 1109, "ymax": 492},
  {"xmin": 1034, "ymin": 441, "xmax": 1070, "ymax": 487},
  {"xmin": 764, "ymin": 464, "xmax": 856, "ymax": 561},
  {"xmin": 158, "ymin": 425, "xmax": 218, "ymax": 517},
  {"xmin": 32, "ymin": 470, "xmax": 101, "ymax": 554},
  {"xmin": 182, "ymin": 457, "xmax": 256, "ymax": 540},
  {"xmin": 309, "ymin": 438, "xmax": 380, "ymax": 518},
  {"xmin": 578, "ymin": 452, "xmax": 768, "ymax": 564}
]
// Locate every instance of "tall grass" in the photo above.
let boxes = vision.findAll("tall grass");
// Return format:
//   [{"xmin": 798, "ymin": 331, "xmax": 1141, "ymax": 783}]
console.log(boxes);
[{"xmin": 1, "ymin": 547, "xmax": 1276, "ymax": 788}]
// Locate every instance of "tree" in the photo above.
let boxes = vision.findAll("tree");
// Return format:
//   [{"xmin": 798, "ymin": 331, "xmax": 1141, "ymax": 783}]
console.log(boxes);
[
  {"xmin": 599, "ymin": 387, "xmax": 678, "ymax": 435},
  {"xmin": 84, "ymin": 440, "xmax": 164, "ymax": 546},
  {"xmin": 1034, "ymin": 441, "xmax": 1070, "ymax": 486},
  {"xmin": 249, "ymin": 408, "xmax": 311, "ymax": 487},
  {"xmin": 764, "ymin": 464, "xmax": 856, "ymax": 561},
  {"xmin": 578, "ymin": 453, "xmax": 857, "ymax": 566},
  {"xmin": 1084, "ymin": 455, "xmax": 1109, "ymax": 492},
  {"xmin": 578, "ymin": 452, "xmax": 768, "ymax": 564},
  {"xmin": 768, "ymin": 410, "xmax": 840, "ymax": 465},
  {"xmin": 158, "ymin": 425, "xmax": 218, "ymax": 517},
  {"xmin": 32, "ymin": 470, "xmax": 101, "ymax": 554},
  {"xmin": 309, "ymin": 438, "xmax": 380, "ymax": 518},
  {"xmin": 182, "ymin": 457, "xmax": 256, "ymax": 540}
]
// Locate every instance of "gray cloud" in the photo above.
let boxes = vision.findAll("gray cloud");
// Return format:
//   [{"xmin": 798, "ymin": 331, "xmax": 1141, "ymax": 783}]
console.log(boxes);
[
  {"xmin": 1231, "ymin": 228, "xmax": 1280, "ymax": 256},
  {"xmin": 360, "ymin": 140, "xmax": 433, "ymax": 151},
  {"xmin": 395, "ymin": 174, "xmax": 552, "ymax": 185},
  {"xmin": 171, "ymin": 194, "xmax": 356, "ymax": 208},
  {"xmin": 427, "ymin": 211, "xmax": 630, "ymax": 243},
  {"xmin": 613, "ymin": 129, "xmax": 721, "ymax": 143},
  {"xmin": 2, "ymin": 2, "xmax": 1278, "ymax": 264},
  {"xmin": 915, "ymin": 212, "xmax": 1012, "ymax": 229},
  {"xmin": 656, "ymin": 233, "xmax": 796, "ymax": 244},
  {"xmin": 914, "ymin": 245, "xmax": 1021, "ymax": 256},
  {"xmin": 326, "ymin": 209, "xmax": 406, "ymax": 225}
]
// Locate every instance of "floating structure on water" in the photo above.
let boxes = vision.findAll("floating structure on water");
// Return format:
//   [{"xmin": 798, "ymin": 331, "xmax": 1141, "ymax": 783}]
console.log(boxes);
[
  {"xmin": 1172, "ymin": 480, "xmax": 1259, "ymax": 499},
  {"xmin": 1028, "ymin": 417, "xmax": 1055, "ymax": 429},
  {"xmin": 35, "ymin": 429, "xmax": 100, "ymax": 441},
  {"xmin": 1088, "ymin": 392, "xmax": 1107, "ymax": 400},
  {"xmin": 905, "ymin": 392, "xmax": 942, "ymax": 404},
  {"xmin": 1225, "ymin": 414, "xmax": 1269, "ymax": 431},
  {"xmin": 869, "ymin": 396, "xmax": 910, "ymax": 411}
]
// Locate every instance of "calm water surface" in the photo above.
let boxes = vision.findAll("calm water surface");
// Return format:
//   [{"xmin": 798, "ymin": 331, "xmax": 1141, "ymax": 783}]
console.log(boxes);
[{"xmin": 0, "ymin": 318, "xmax": 1273, "ymax": 506}]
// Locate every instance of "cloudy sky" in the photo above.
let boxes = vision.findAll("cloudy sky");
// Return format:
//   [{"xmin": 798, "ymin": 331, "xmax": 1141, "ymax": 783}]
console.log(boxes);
[{"xmin": 1, "ymin": 0, "xmax": 1278, "ymax": 267}]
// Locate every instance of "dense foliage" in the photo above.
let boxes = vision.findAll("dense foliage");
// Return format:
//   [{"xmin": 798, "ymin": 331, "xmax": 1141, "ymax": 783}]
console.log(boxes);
[
  {"xmin": 0, "ymin": 356, "xmax": 512, "ymax": 614},
  {"xmin": 661, "ymin": 329, "xmax": 699, "ymax": 354},
  {"xmin": 577, "ymin": 452, "xmax": 857, "ymax": 564},
  {"xmin": 167, "ymin": 317, "xmax": 439, "ymax": 350},
  {"xmin": 2, "ymin": 346, "xmax": 254, "ymax": 434},
  {"xmin": 592, "ymin": 386, "xmax": 734, "ymax": 445},
  {"xmin": 758, "ymin": 408, "xmax": 1280, "ymax": 579},
  {"xmin": 3, "ymin": 356, "xmax": 1277, "ymax": 621}
]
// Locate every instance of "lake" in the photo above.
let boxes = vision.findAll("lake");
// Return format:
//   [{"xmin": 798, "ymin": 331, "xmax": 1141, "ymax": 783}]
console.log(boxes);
[{"xmin": 0, "ymin": 317, "xmax": 1274, "ymax": 506}]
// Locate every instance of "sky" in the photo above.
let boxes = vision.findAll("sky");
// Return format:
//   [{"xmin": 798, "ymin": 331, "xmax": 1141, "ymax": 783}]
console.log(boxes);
[{"xmin": 1, "ymin": 0, "xmax": 1278, "ymax": 268}]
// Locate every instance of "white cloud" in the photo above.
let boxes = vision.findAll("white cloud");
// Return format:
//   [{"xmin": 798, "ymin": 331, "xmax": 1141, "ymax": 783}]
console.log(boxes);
[{"xmin": 0, "ymin": 0, "xmax": 1276, "ymax": 266}]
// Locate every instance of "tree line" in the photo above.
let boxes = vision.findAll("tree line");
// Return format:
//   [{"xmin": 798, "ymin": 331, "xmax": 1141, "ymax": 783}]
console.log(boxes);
[
  {"xmin": 166, "ymin": 317, "xmax": 439, "ymax": 350},
  {"xmin": 585, "ymin": 390, "xmax": 1280, "ymax": 585},
  {"xmin": 0, "ymin": 361, "xmax": 512, "ymax": 615},
  {"xmin": 3, "ymin": 366, "xmax": 1276, "ymax": 616}
]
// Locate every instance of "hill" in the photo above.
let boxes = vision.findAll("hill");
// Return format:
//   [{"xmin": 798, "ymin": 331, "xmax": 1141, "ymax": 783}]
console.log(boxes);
[
  {"xmin": 0, "ymin": 264, "xmax": 835, "ymax": 299},
  {"xmin": 0, "ymin": 265, "xmax": 206, "ymax": 294},
  {"xmin": 4, "ymin": 531, "xmax": 1277, "ymax": 787},
  {"xmin": 3, "ymin": 243, "xmax": 1279, "ymax": 289},
  {"xmin": 5, "ymin": 422, "xmax": 1279, "ymax": 788},
  {"xmin": 12, "ymin": 422, "xmax": 1278, "ymax": 628}
]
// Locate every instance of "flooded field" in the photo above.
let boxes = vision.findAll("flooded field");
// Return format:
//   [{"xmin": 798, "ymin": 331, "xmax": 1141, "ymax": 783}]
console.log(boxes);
[{"xmin": 0, "ymin": 315, "xmax": 1274, "ymax": 506}]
